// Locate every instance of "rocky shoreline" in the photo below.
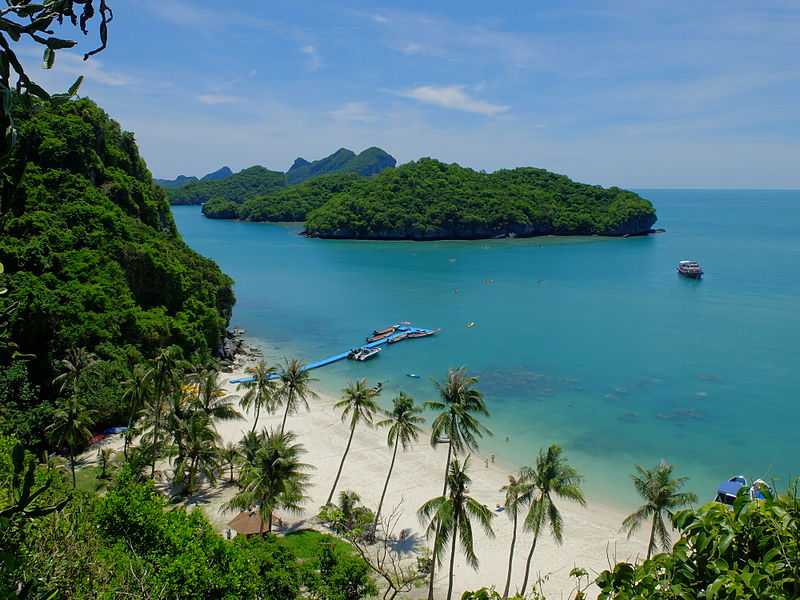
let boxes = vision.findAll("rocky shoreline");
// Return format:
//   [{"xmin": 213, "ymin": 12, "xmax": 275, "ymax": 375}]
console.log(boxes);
[{"xmin": 218, "ymin": 327, "xmax": 263, "ymax": 373}]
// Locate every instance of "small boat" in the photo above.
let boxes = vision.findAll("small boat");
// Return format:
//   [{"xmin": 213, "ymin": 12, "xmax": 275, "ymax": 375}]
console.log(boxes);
[
  {"xmin": 406, "ymin": 373, "xmax": 421, "ymax": 379},
  {"xmin": 677, "ymin": 260, "xmax": 703, "ymax": 279},
  {"xmin": 348, "ymin": 346, "xmax": 381, "ymax": 361},
  {"xmin": 407, "ymin": 329, "xmax": 438, "ymax": 339},
  {"xmin": 388, "ymin": 332, "xmax": 409, "ymax": 344},
  {"xmin": 373, "ymin": 325, "xmax": 397, "ymax": 336},
  {"xmin": 466, "ymin": 321, "xmax": 476, "ymax": 328},
  {"xmin": 715, "ymin": 475, "xmax": 747, "ymax": 506},
  {"xmin": 366, "ymin": 332, "xmax": 393, "ymax": 343},
  {"xmin": 750, "ymin": 479, "xmax": 773, "ymax": 502}
]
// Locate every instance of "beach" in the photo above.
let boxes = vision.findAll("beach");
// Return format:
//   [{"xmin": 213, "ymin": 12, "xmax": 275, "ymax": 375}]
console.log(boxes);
[{"xmin": 200, "ymin": 362, "xmax": 648, "ymax": 598}]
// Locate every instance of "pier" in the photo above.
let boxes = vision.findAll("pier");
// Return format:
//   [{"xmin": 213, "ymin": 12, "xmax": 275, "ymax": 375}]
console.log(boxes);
[{"xmin": 230, "ymin": 324, "xmax": 436, "ymax": 384}]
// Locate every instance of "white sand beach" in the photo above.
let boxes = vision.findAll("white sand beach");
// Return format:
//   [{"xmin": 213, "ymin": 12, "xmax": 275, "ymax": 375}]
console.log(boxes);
[{"xmin": 196, "ymin": 363, "xmax": 648, "ymax": 599}]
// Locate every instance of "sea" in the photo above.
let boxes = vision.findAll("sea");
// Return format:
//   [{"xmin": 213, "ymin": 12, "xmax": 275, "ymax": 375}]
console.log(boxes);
[{"xmin": 172, "ymin": 189, "xmax": 800, "ymax": 508}]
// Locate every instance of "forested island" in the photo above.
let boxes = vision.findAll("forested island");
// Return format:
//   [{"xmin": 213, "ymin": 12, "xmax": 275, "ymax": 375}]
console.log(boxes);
[
  {"xmin": 168, "ymin": 147, "xmax": 396, "ymax": 206},
  {"xmin": 202, "ymin": 158, "xmax": 658, "ymax": 238}
]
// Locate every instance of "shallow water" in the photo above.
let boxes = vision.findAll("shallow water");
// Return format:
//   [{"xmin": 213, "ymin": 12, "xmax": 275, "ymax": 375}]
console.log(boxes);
[{"xmin": 172, "ymin": 189, "xmax": 800, "ymax": 507}]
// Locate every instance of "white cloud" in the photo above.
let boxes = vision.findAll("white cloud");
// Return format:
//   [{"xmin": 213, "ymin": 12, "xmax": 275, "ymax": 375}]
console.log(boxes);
[
  {"xmin": 399, "ymin": 85, "xmax": 509, "ymax": 116},
  {"xmin": 373, "ymin": 14, "xmax": 390, "ymax": 24},
  {"xmin": 21, "ymin": 49, "xmax": 132, "ymax": 87},
  {"xmin": 329, "ymin": 102, "xmax": 376, "ymax": 123},
  {"xmin": 399, "ymin": 42, "xmax": 424, "ymax": 55},
  {"xmin": 301, "ymin": 45, "xmax": 322, "ymax": 71},
  {"xmin": 197, "ymin": 94, "xmax": 241, "ymax": 105}
]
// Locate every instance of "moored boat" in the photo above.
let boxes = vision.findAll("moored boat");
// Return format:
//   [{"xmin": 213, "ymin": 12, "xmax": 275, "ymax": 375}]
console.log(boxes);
[
  {"xmin": 715, "ymin": 475, "xmax": 747, "ymax": 506},
  {"xmin": 388, "ymin": 332, "xmax": 409, "ymax": 344},
  {"xmin": 373, "ymin": 325, "xmax": 397, "ymax": 336},
  {"xmin": 677, "ymin": 260, "xmax": 703, "ymax": 279},
  {"xmin": 407, "ymin": 328, "xmax": 439, "ymax": 339},
  {"xmin": 348, "ymin": 346, "xmax": 382, "ymax": 361}
]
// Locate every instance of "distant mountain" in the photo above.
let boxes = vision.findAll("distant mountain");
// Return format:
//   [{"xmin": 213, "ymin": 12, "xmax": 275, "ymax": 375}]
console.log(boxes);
[
  {"xmin": 155, "ymin": 174, "xmax": 199, "ymax": 189},
  {"xmin": 201, "ymin": 166, "xmax": 233, "ymax": 181},
  {"xmin": 286, "ymin": 147, "xmax": 396, "ymax": 185},
  {"xmin": 169, "ymin": 166, "xmax": 286, "ymax": 205}
]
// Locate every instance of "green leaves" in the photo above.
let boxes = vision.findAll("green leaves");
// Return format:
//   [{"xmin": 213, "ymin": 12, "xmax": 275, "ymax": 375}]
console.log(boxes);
[{"xmin": 43, "ymin": 47, "xmax": 55, "ymax": 69}]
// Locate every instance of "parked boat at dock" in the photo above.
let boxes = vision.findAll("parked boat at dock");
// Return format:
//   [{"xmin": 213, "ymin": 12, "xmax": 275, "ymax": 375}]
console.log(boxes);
[
  {"xmin": 677, "ymin": 260, "xmax": 703, "ymax": 279},
  {"xmin": 348, "ymin": 346, "xmax": 382, "ymax": 361}
]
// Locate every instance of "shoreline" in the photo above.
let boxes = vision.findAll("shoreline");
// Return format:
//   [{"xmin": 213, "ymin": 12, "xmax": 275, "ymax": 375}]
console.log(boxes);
[{"xmin": 206, "ymin": 346, "xmax": 648, "ymax": 598}]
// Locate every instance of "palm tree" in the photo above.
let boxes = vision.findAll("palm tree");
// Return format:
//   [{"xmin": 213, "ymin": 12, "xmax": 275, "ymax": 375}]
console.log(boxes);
[
  {"xmin": 338, "ymin": 489, "xmax": 362, "ymax": 530},
  {"xmin": 97, "ymin": 447, "xmax": 115, "ymax": 479},
  {"xmin": 276, "ymin": 358, "xmax": 318, "ymax": 434},
  {"xmin": 220, "ymin": 442, "xmax": 240, "ymax": 483},
  {"xmin": 325, "ymin": 379, "xmax": 380, "ymax": 505},
  {"xmin": 47, "ymin": 396, "xmax": 96, "ymax": 488},
  {"xmin": 193, "ymin": 369, "xmax": 242, "ymax": 422},
  {"xmin": 237, "ymin": 429, "xmax": 262, "ymax": 466},
  {"xmin": 121, "ymin": 364, "xmax": 150, "ymax": 459},
  {"xmin": 173, "ymin": 411, "xmax": 221, "ymax": 494},
  {"xmin": 238, "ymin": 361, "xmax": 277, "ymax": 433},
  {"xmin": 622, "ymin": 461, "xmax": 697, "ymax": 559},
  {"xmin": 144, "ymin": 346, "xmax": 183, "ymax": 478},
  {"xmin": 224, "ymin": 428, "xmax": 312, "ymax": 535},
  {"xmin": 424, "ymin": 367, "xmax": 491, "ymax": 600},
  {"xmin": 52, "ymin": 347, "xmax": 97, "ymax": 395},
  {"xmin": 519, "ymin": 445, "xmax": 586, "ymax": 596},
  {"xmin": 373, "ymin": 393, "xmax": 424, "ymax": 533},
  {"xmin": 500, "ymin": 473, "xmax": 532, "ymax": 599},
  {"xmin": 418, "ymin": 457, "xmax": 495, "ymax": 600}
]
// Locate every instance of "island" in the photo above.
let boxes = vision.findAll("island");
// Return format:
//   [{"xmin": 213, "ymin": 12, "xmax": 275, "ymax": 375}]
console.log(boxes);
[{"xmin": 203, "ymin": 158, "xmax": 657, "ymax": 238}]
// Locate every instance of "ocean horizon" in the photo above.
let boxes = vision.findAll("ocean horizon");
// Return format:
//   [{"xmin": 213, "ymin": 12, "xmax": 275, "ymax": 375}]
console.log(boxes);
[{"xmin": 172, "ymin": 188, "xmax": 800, "ymax": 510}]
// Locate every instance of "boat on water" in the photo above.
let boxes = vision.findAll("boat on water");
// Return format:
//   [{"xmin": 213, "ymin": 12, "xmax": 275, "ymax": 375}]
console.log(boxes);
[
  {"xmin": 407, "ymin": 329, "xmax": 438, "ymax": 339},
  {"xmin": 406, "ymin": 373, "xmax": 420, "ymax": 378},
  {"xmin": 388, "ymin": 332, "xmax": 409, "ymax": 344},
  {"xmin": 677, "ymin": 260, "xmax": 703, "ymax": 279},
  {"xmin": 373, "ymin": 325, "xmax": 397, "ymax": 336},
  {"xmin": 715, "ymin": 475, "xmax": 747, "ymax": 506},
  {"xmin": 348, "ymin": 346, "xmax": 382, "ymax": 361}
]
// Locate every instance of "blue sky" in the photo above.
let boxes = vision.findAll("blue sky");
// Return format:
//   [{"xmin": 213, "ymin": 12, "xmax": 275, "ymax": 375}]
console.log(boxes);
[{"xmin": 30, "ymin": 0, "xmax": 800, "ymax": 187}]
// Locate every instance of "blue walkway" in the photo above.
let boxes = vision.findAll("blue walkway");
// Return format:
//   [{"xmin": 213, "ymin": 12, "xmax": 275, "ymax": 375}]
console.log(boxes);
[{"xmin": 230, "ymin": 325, "xmax": 435, "ymax": 384}]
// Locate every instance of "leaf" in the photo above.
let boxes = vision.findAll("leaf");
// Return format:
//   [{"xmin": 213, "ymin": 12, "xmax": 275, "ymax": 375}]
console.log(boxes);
[
  {"xmin": 43, "ymin": 47, "xmax": 55, "ymax": 69},
  {"xmin": 67, "ymin": 75, "xmax": 84, "ymax": 97},
  {"xmin": 45, "ymin": 37, "xmax": 78, "ymax": 50}
]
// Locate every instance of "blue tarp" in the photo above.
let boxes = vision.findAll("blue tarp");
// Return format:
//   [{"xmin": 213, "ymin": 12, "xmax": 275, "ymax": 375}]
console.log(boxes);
[
  {"xmin": 717, "ymin": 480, "xmax": 744, "ymax": 497},
  {"xmin": 103, "ymin": 426, "xmax": 128, "ymax": 435}
]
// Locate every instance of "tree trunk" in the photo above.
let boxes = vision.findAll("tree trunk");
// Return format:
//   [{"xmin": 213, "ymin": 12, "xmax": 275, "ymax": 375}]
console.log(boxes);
[
  {"xmin": 280, "ymin": 394, "xmax": 292, "ymax": 435},
  {"xmin": 502, "ymin": 509, "xmax": 518, "ymax": 599},
  {"xmin": 427, "ymin": 442, "xmax": 453, "ymax": 600},
  {"xmin": 251, "ymin": 402, "xmax": 260, "ymax": 433},
  {"xmin": 446, "ymin": 519, "xmax": 459, "ymax": 600},
  {"xmin": 229, "ymin": 463, "xmax": 234, "ymax": 482},
  {"xmin": 647, "ymin": 515, "xmax": 657, "ymax": 560},
  {"xmin": 326, "ymin": 421, "xmax": 355, "ymax": 505},
  {"xmin": 373, "ymin": 437, "xmax": 399, "ymax": 534},
  {"xmin": 150, "ymin": 386, "xmax": 162, "ymax": 479},
  {"xmin": 520, "ymin": 528, "xmax": 540, "ymax": 596},
  {"xmin": 69, "ymin": 449, "xmax": 76, "ymax": 489},
  {"xmin": 268, "ymin": 509, "xmax": 273, "ymax": 534}
]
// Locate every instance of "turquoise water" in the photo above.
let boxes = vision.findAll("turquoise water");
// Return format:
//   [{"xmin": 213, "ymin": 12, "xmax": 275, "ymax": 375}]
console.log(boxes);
[{"xmin": 172, "ymin": 189, "xmax": 800, "ymax": 507}]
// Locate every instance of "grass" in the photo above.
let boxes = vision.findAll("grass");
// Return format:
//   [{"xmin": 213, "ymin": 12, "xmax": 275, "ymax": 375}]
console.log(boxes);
[
  {"xmin": 73, "ymin": 464, "xmax": 114, "ymax": 494},
  {"xmin": 278, "ymin": 529, "xmax": 355, "ymax": 561}
]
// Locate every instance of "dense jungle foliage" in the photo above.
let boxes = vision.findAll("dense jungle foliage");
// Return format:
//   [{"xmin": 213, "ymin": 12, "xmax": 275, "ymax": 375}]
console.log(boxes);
[
  {"xmin": 304, "ymin": 159, "xmax": 657, "ymax": 239},
  {"xmin": 169, "ymin": 165, "xmax": 287, "ymax": 205},
  {"xmin": 0, "ymin": 97, "xmax": 234, "ymax": 447},
  {"xmin": 204, "ymin": 172, "xmax": 362, "ymax": 221}
]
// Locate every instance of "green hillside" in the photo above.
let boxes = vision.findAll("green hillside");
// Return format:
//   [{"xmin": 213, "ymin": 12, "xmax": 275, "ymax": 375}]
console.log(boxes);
[
  {"xmin": 304, "ymin": 158, "xmax": 657, "ymax": 239},
  {"xmin": 285, "ymin": 147, "xmax": 395, "ymax": 185},
  {"xmin": 0, "ymin": 98, "xmax": 234, "ymax": 444},
  {"xmin": 169, "ymin": 166, "xmax": 287, "ymax": 205}
]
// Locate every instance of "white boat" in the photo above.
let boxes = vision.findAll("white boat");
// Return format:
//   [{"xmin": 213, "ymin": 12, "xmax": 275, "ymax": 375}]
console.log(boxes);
[
  {"xmin": 677, "ymin": 260, "xmax": 703, "ymax": 279},
  {"xmin": 348, "ymin": 346, "xmax": 382, "ymax": 361}
]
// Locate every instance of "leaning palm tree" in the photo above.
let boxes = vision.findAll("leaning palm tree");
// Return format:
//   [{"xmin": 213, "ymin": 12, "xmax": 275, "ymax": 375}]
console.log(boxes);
[
  {"xmin": 276, "ymin": 358, "xmax": 318, "ymax": 434},
  {"xmin": 373, "ymin": 393, "xmax": 424, "ymax": 532},
  {"xmin": 47, "ymin": 395, "xmax": 96, "ymax": 488},
  {"xmin": 193, "ymin": 369, "xmax": 242, "ymax": 423},
  {"xmin": 52, "ymin": 347, "xmax": 97, "ymax": 395},
  {"xmin": 224, "ymin": 428, "xmax": 312, "ymax": 535},
  {"xmin": 501, "ymin": 473, "xmax": 533, "ymax": 599},
  {"xmin": 238, "ymin": 361, "xmax": 277, "ymax": 433},
  {"xmin": 144, "ymin": 346, "xmax": 183, "ymax": 478},
  {"xmin": 424, "ymin": 367, "xmax": 491, "ymax": 600},
  {"xmin": 519, "ymin": 444, "xmax": 586, "ymax": 596},
  {"xmin": 418, "ymin": 457, "xmax": 495, "ymax": 600},
  {"xmin": 326, "ymin": 379, "xmax": 380, "ymax": 505},
  {"xmin": 121, "ymin": 364, "xmax": 150, "ymax": 459},
  {"xmin": 622, "ymin": 461, "xmax": 697, "ymax": 559}
]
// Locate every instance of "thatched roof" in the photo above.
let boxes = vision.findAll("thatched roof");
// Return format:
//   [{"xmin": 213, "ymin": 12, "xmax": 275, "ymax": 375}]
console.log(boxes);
[{"xmin": 226, "ymin": 510, "xmax": 280, "ymax": 536}]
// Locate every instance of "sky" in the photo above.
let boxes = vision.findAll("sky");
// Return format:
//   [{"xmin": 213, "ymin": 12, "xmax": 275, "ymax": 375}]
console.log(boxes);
[{"xmin": 26, "ymin": 0, "xmax": 800, "ymax": 187}]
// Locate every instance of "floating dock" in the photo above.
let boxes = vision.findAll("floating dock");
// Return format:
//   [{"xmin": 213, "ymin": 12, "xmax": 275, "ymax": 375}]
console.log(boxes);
[{"xmin": 230, "ymin": 325, "xmax": 436, "ymax": 384}]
